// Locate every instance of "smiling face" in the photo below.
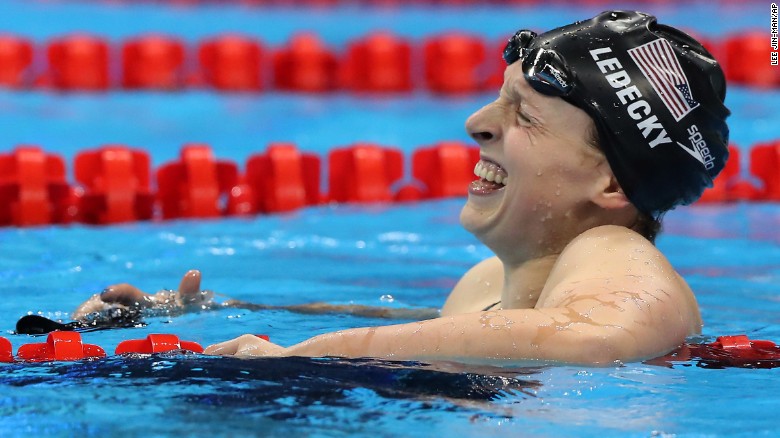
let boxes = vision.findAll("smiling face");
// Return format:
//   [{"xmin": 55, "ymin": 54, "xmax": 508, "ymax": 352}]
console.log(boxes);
[{"xmin": 460, "ymin": 62, "xmax": 620, "ymax": 264}]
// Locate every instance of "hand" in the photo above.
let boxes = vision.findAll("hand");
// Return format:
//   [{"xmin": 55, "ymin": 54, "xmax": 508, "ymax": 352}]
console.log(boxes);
[
  {"xmin": 204, "ymin": 334, "xmax": 286, "ymax": 358},
  {"xmin": 72, "ymin": 270, "xmax": 213, "ymax": 320}
]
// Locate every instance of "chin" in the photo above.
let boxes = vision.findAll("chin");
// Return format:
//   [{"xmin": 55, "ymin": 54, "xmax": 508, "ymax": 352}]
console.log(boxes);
[
  {"xmin": 459, "ymin": 195, "xmax": 495, "ymax": 239},
  {"xmin": 459, "ymin": 201, "xmax": 477, "ymax": 234}
]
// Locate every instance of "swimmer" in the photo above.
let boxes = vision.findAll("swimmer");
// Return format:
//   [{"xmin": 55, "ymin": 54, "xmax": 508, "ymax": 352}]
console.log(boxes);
[
  {"xmin": 72, "ymin": 269, "xmax": 440, "ymax": 322},
  {"xmin": 73, "ymin": 11, "xmax": 730, "ymax": 365}
]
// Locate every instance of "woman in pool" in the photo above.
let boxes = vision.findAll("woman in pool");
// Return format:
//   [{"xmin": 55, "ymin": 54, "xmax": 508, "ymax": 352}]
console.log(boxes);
[{"xmin": 74, "ymin": 11, "xmax": 730, "ymax": 364}]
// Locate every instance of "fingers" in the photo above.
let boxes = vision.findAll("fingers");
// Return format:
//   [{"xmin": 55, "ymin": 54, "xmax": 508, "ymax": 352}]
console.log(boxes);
[
  {"xmin": 100, "ymin": 283, "xmax": 149, "ymax": 307},
  {"xmin": 204, "ymin": 334, "xmax": 257, "ymax": 356},
  {"xmin": 204, "ymin": 336, "xmax": 241, "ymax": 356},
  {"xmin": 177, "ymin": 270, "xmax": 203, "ymax": 304},
  {"xmin": 204, "ymin": 334, "xmax": 285, "ymax": 358}
]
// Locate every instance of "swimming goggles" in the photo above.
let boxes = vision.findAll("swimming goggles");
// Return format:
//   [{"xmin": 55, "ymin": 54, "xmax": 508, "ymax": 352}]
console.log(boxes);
[{"xmin": 502, "ymin": 29, "xmax": 574, "ymax": 97}]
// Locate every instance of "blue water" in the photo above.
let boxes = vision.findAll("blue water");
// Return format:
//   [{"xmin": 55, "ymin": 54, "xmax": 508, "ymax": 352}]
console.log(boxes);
[
  {"xmin": 1, "ymin": 86, "xmax": 779, "ymax": 171},
  {"xmin": 1, "ymin": 201, "xmax": 780, "ymax": 436},
  {"xmin": 1, "ymin": 1, "xmax": 780, "ymax": 437}
]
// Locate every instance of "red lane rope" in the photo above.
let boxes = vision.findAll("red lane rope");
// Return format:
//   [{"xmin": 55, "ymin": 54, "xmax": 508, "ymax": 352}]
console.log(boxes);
[
  {"xmin": 0, "ymin": 30, "xmax": 776, "ymax": 93},
  {"xmin": 3, "ymin": 332, "xmax": 779, "ymax": 367},
  {"xmin": 0, "ymin": 140, "xmax": 778, "ymax": 227}
]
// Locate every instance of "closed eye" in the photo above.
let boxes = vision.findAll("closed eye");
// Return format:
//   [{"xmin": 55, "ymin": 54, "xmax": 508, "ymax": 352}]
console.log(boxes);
[{"xmin": 516, "ymin": 109, "xmax": 533, "ymax": 126}]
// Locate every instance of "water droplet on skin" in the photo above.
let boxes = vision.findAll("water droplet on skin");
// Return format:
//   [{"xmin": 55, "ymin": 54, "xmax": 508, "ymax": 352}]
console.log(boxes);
[
  {"xmin": 479, "ymin": 312, "xmax": 514, "ymax": 330},
  {"xmin": 536, "ymin": 170, "xmax": 543, "ymax": 176}
]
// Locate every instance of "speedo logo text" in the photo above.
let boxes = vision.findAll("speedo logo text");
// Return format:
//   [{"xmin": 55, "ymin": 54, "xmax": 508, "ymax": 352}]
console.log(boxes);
[{"xmin": 678, "ymin": 124, "xmax": 715, "ymax": 170}]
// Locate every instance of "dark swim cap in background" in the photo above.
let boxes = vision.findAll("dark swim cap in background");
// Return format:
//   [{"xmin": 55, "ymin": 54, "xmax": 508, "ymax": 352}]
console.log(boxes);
[{"xmin": 519, "ymin": 10, "xmax": 730, "ymax": 217}]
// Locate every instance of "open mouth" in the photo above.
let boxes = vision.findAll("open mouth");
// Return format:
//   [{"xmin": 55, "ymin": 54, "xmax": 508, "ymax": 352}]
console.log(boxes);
[{"xmin": 469, "ymin": 159, "xmax": 508, "ymax": 195}]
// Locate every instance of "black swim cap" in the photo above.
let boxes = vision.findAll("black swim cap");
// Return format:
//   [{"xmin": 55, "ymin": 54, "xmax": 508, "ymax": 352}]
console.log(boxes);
[{"xmin": 503, "ymin": 10, "xmax": 730, "ymax": 217}]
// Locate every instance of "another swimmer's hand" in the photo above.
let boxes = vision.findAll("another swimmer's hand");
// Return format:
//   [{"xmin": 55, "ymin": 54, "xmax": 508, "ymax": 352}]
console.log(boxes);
[
  {"xmin": 72, "ymin": 269, "xmax": 213, "ymax": 320},
  {"xmin": 204, "ymin": 334, "xmax": 286, "ymax": 358}
]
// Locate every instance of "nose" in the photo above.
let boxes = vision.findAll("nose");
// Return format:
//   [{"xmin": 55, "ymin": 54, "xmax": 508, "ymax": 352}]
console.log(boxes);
[{"xmin": 465, "ymin": 102, "xmax": 501, "ymax": 145}]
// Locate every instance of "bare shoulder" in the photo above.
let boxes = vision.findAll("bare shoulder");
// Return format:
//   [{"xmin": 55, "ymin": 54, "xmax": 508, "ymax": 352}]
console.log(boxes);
[
  {"xmin": 543, "ymin": 225, "xmax": 680, "ymax": 290},
  {"xmin": 441, "ymin": 256, "xmax": 503, "ymax": 316},
  {"xmin": 538, "ymin": 225, "xmax": 702, "ymax": 335}
]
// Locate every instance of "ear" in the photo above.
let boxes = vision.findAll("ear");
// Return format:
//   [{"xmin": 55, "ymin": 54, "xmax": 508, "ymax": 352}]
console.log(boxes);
[{"xmin": 591, "ymin": 174, "xmax": 632, "ymax": 210}]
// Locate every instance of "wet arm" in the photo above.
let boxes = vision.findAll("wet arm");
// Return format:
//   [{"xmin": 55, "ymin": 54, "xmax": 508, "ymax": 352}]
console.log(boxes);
[
  {"xmin": 283, "ymin": 312, "xmax": 630, "ymax": 364},
  {"xmin": 220, "ymin": 287, "xmax": 692, "ymax": 365},
  {"xmin": 224, "ymin": 300, "xmax": 440, "ymax": 320}
]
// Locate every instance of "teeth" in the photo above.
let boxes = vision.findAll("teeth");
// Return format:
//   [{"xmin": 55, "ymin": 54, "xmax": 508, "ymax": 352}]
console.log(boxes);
[{"xmin": 473, "ymin": 160, "xmax": 508, "ymax": 186}]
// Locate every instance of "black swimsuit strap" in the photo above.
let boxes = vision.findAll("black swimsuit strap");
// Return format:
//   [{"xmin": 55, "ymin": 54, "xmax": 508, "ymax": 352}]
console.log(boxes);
[{"xmin": 482, "ymin": 301, "xmax": 501, "ymax": 311}]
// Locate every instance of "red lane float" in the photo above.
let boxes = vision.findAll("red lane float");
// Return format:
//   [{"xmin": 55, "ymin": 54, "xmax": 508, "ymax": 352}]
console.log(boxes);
[
  {"xmin": 751, "ymin": 140, "xmax": 780, "ymax": 201},
  {"xmin": 341, "ymin": 32, "xmax": 412, "ymax": 93},
  {"xmin": 225, "ymin": 177, "xmax": 256, "ymax": 216},
  {"xmin": 723, "ymin": 32, "xmax": 780, "ymax": 87},
  {"xmin": 115, "ymin": 334, "xmax": 203, "ymax": 354},
  {"xmin": 156, "ymin": 144, "xmax": 240, "ymax": 219},
  {"xmin": 0, "ymin": 35, "xmax": 33, "ymax": 88},
  {"xmin": 75, "ymin": 145, "xmax": 155, "ymax": 224},
  {"xmin": 412, "ymin": 142, "xmax": 480, "ymax": 199},
  {"xmin": 198, "ymin": 34, "xmax": 263, "ymax": 91},
  {"xmin": 0, "ymin": 137, "xmax": 779, "ymax": 228},
  {"xmin": 0, "ymin": 146, "xmax": 77, "ymax": 226},
  {"xmin": 0, "ymin": 31, "xmax": 776, "ymax": 92},
  {"xmin": 245, "ymin": 143, "xmax": 321, "ymax": 213},
  {"xmin": 16, "ymin": 331, "xmax": 106, "ymax": 362},
  {"xmin": 0, "ymin": 336, "xmax": 13, "ymax": 363},
  {"xmin": 328, "ymin": 144, "xmax": 404, "ymax": 203},
  {"xmin": 698, "ymin": 145, "xmax": 761, "ymax": 203},
  {"xmin": 273, "ymin": 33, "xmax": 338, "ymax": 92},
  {"xmin": 424, "ymin": 33, "xmax": 488, "ymax": 94},
  {"xmin": 122, "ymin": 34, "xmax": 186, "ymax": 90},
  {"xmin": 45, "ymin": 34, "xmax": 110, "ymax": 91},
  {"xmin": 647, "ymin": 335, "xmax": 780, "ymax": 368},
  {"xmin": 486, "ymin": 38, "xmax": 510, "ymax": 89},
  {"xmin": 2, "ymin": 333, "xmax": 779, "ymax": 367}
]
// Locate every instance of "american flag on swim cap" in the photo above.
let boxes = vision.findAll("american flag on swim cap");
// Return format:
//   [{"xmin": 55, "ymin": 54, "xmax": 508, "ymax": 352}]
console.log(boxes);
[{"xmin": 628, "ymin": 38, "xmax": 700, "ymax": 122}]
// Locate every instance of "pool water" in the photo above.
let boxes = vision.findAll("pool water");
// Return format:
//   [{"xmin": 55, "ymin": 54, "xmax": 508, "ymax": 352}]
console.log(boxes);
[
  {"xmin": 2, "ymin": 201, "xmax": 780, "ymax": 437},
  {"xmin": 1, "ymin": 1, "xmax": 779, "ymax": 436}
]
